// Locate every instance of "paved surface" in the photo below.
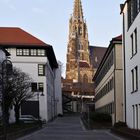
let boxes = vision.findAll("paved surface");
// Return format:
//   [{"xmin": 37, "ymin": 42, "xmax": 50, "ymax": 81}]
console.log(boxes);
[{"xmin": 17, "ymin": 115, "xmax": 125, "ymax": 140}]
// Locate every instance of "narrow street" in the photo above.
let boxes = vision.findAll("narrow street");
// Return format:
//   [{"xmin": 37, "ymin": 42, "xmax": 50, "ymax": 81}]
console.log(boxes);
[{"xmin": 17, "ymin": 115, "xmax": 124, "ymax": 140}]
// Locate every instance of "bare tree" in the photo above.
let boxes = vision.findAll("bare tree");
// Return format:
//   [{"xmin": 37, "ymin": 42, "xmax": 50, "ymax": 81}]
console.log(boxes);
[
  {"xmin": 3, "ymin": 76, "xmax": 15, "ymax": 124},
  {"xmin": 8, "ymin": 67, "xmax": 34, "ymax": 123}
]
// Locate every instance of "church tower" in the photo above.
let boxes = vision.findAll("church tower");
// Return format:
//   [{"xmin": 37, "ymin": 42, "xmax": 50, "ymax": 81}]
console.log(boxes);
[{"xmin": 66, "ymin": 0, "xmax": 93, "ymax": 83}]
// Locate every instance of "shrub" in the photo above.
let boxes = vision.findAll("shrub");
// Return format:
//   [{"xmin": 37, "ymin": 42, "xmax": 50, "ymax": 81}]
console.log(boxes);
[
  {"xmin": 90, "ymin": 112, "xmax": 112, "ymax": 122},
  {"xmin": 114, "ymin": 121, "xmax": 127, "ymax": 128},
  {"xmin": 58, "ymin": 114, "xmax": 63, "ymax": 117}
]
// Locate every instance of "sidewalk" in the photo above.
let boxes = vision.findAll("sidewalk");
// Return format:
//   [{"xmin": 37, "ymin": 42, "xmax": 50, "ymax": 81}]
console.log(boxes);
[{"xmin": 17, "ymin": 115, "xmax": 124, "ymax": 140}]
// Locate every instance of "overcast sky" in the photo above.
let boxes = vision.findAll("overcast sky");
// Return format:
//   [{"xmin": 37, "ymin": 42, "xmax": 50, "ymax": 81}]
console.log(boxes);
[{"xmin": 0, "ymin": 0, "xmax": 125, "ymax": 76}]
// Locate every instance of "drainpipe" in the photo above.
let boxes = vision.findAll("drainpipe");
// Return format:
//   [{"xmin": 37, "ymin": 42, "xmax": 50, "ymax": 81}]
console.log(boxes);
[{"xmin": 122, "ymin": 13, "xmax": 127, "ymax": 123}]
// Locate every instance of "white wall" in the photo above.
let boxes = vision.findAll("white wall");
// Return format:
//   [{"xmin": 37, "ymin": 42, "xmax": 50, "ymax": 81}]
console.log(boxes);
[
  {"xmin": 54, "ymin": 61, "xmax": 63, "ymax": 115},
  {"xmin": 123, "ymin": 4, "xmax": 140, "ymax": 129},
  {"xmin": 7, "ymin": 47, "xmax": 57, "ymax": 122}
]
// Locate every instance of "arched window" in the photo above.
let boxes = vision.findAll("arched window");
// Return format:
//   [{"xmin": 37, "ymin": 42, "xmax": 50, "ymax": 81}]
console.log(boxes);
[
  {"xmin": 80, "ymin": 45, "xmax": 83, "ymax": 50},
  {"xmin": 78, "ymin": 27, "xmax": 82, "ymax": 35},
  {"xmin": 82, "ymin": 53, "xmax": 84, "ymax": 60},
  {"xmin": 78, "ymin": 74, "xmax": 82, "ymax": 83},
  {"xmin": 83, "ymin": 74, "xmax": 88, "ymax": 83}
]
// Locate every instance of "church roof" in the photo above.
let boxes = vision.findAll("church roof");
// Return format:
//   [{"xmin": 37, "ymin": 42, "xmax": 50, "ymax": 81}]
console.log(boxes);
[{"xmin": 89, "ymin": 46, "xmax": 107, "ymax": 69}]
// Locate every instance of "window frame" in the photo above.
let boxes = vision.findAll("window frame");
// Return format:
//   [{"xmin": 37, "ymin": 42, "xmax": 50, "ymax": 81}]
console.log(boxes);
[
  {"xmin": 38, "ymin": 64, "xmax": 45, "ymax": 76},
  {"xmin": 131, "ymin": 66, "xmax": 138, "ymax": 93}
]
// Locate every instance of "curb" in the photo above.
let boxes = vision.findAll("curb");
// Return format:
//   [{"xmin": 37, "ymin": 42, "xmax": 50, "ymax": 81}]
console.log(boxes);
[
  {"xmin": 0, "ymin": 125, "xmax": 42, "ymax": 140},
  {"xmin": 111, "ymin": 128, "xmax": 140, "ymax": 140}
]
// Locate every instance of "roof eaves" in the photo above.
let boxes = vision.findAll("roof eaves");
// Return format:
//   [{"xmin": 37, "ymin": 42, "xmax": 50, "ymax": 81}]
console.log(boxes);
[
  {"xmin": 93, "ymin": 36, "xmax": 122, "ymax": 81},
  {"xmin": 46, "ymin": 45, "xmax": 58, "ymax": 69},
  {"xmin": 120, "ymin": 0, "xmax": 130, "ymax": 14}
]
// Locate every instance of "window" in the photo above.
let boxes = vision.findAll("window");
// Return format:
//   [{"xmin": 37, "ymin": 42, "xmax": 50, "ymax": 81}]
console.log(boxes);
[
  {"xmin": 80, "ymin": 45, "xmax": 83, "ymax": 50},
  {"xmin": 111, "ymin": 78, "xmax": 114, "ymax": 90},
  {"xmin": 95, "ymin": 77, "xmax": 114, "ymax": 102},
  {"xmin": 131, "ymin": 33, "xmax": 134, "ymax": 56},
  {"xmin": 135, "ymin": 66, "xmax": 138, "ymax": 90},
  {"xmin": 95, "ymin": 51, "xmax": 114, "ymax": 87},
  {"xmin": 139, "ymin": 105, "xmax": 140, "ymax": 129},
  {"xmin": 83, "ymin": 74, "xmax": 88, "ymax": 83},
  {"xmin": 132, "ymin": 105, "xmax": 135, "ymax": 129},
  {"xmin": 37, "ymin": 49, "xmax": 45, "ymax": 56},
  {"xmin": 30, "ymin": 49, "xmax": 37, "ymax": 56},
  {"xmin": 16, "ymin": 49, "xmax": 46, "ymax": 56},
  {"xmin": 132, "ymin": 105, "xmax": 139, "ymax": 129},
  {"xmin": 38, "ymin": 64, "xmax": 45, "ymax": 76},
  {"xmin": 78, "ymin": 27, "xmax": 80, "ymax": 35},
  {"xmin": 131, "ymin": 66, "xmax": 138, "ymax": 93},
  {"xmin": 131, "ymin": 28, "xmax": 137, "ymax": 57},
  {"xmin": 79, "ymin": 74, "xmax": 82, "ymax": 82},
  {"xmin": 96, "ymin": 102, "xmax": 114, "ymax": 115},
  {"xmin": 128, "ymin": 0, "xmax": 140, "ymax": 28},
  {"xmin": 81, "ymin": 53, "xmax": 84, "ymax": 60},
  {"xmin": 31, "ymin": 83, "xmax": 37, "ymax": 92},
  {"xmin": 23, "ymin": 49, "xmax": 29, "ymax": 56},
  {"xmin": 134, "ymin": 29, "xmax": 138, "ymax": 54},
  {"xmin": 128, "ymin": 0, "xmax": 132, "ymax": 27},
  {"xmin": 133, "ymin": 0, "xmax": 138, "ymax": 19},
  {"xmin": 38, "ymin": 83, "xmax": 44, "ymax": 92},
  {"xmin": 136, "ymin": 104, "xmax": 139, "ymax": 129},
  {"xmin": 131, "ymin": 69, "xmax": 134, "ymax": 91},
  {"xmin": 17, "ymin": 49, "xmax": 23, "ymax": 56},
  {"xmin": 138, "ymin": 0, "xmax": 140, "ymax": 13}
]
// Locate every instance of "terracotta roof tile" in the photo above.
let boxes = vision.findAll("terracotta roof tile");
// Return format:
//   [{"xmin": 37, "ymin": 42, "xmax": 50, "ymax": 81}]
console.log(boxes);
[
  {"xmin": 0, "ymin": 27, "xmax": 47, "ymax": 46},
  {"xmin": 0, "ymin": 27, "xmax": 58, "ymax": 68}
]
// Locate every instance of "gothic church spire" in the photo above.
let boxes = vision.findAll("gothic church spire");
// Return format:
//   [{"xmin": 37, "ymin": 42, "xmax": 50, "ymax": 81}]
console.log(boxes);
[{"xmin": 73, "ymin": 0, "xmax": 84, "ymax": 21}]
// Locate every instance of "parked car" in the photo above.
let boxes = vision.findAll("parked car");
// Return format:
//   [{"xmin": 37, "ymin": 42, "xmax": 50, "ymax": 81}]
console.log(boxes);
[{"xmin": 19, "ymin": 115, "xmax": 39, "ymax": 123}]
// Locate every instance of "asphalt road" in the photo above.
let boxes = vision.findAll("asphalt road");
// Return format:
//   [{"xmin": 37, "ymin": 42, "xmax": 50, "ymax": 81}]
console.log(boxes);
[{"xmin": 17, "ymin": 115, "xmax": 125, "ymax": 140}]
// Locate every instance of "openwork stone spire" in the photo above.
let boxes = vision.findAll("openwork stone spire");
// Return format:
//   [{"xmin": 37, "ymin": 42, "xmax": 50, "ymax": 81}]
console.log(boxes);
[
  {"xmin": 73, "ymin": 0, "xmax": 84, "ymax": 20},
  {"xmin": 66, "ymin": 0, "xmax": 93, "ymax": 84}
]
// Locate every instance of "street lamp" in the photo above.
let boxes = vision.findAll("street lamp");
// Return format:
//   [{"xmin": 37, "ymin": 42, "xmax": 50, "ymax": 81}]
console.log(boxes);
[
  {"xmin": 31, "ymin": 82, "xmax": 44, "ymax": 119},
  {"xmin": 1, "ymin": 59, "xmax": 13, "ymax": 140},
  {"xmin": 36, "ymin": 90, "xmax": 44, "ymax": 120}
]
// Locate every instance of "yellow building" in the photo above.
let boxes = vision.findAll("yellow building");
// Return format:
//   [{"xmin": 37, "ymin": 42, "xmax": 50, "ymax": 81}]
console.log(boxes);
[{"xmin": 93, "ymin": 35, "xmax": 123, "ymax": 125}]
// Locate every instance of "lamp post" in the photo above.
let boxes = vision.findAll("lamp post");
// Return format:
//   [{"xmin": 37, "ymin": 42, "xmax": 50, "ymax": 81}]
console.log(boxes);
[
  {"xmin": 36, "ymin": 88, "xmax": 44, "ymax": 120},
  {"xmin": 31, "ymin": 82, "xmax": 44, "ymax": 119},
  {"xmin": 1, "ymin": 59, "xmax": 13, "ymax": 140}
]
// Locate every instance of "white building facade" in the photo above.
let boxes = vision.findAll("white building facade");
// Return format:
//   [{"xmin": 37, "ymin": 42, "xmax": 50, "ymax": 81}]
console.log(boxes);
[
  {"xmin": 121, "ymin": 0, "xmax": 140, "ymax": 129},
  {"xmin": 0, "ymin": 27, "xmax": 62, "ymax": 122}
]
